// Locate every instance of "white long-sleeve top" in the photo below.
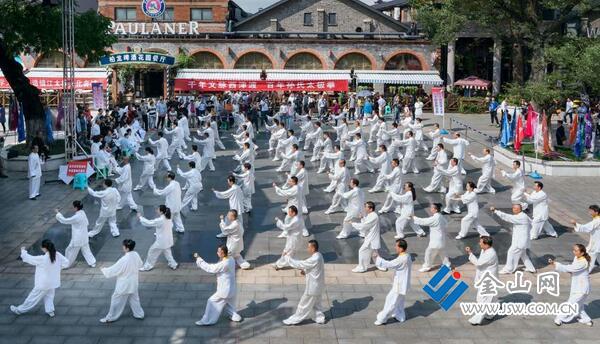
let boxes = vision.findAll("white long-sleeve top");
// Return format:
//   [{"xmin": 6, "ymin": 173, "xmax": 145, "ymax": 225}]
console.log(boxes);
[
  {"xmin": 177, "ymin": 167, "xmax": 203, "ymax": 190},
  {"xmin": 153, "ymin": 180, "xmax": 182, "ymax": 213},
  {"xmin": 414, "ymin": 213, "xmax": 448, "ymax": 249},
  {"xmin": 351, "ymin": 212, "xmax": 381, "ymax": 249},
  {"xmin": 275, "ymin": 184, "xmax": 304, "ymax": 212},
  {"xmin": 347, "ymin": 138, "xmax": 368, "ymax": 160},
  {"xmin": 293, "ymin": 167, "xmax": 309, "ymax": 196},
  {"xmin": 135, "ymin": 153, "xmax": 156, "ymax": 176},
  {"xmin": 375, "ymin": 253, "xmax": 412, "ymax": 295},
  {"xmin": 342, "ymin": 187, "xmax": 365, "ymax": 218},
  {"xmin": 524, "ymin": 190, "xmax": 549, "ymax": 221},
  {"xmin": 501, "ymin": 169, "xmax": 525, "ymax": 191},
  {"xmin": 369, "ymin": 151, "xmax": 392, "ymax": 175},
  {"xmin": 435, "ymin": 149, "xmax": 449, "ymax": 166},
  {"xmin": 469, "ymin": 247, "xmax": 498, "ymax": 284},
  {"xmin": 493, "ymin": 210, "xmax": 531, "ymax": 249},
  {"xmin": 140, "ymin": 215, "xmax": 173, "ymax": 249},
  {"xmin": 555, "ymin": 257, "xmax": 590, "ymax": 295},
  {"xmin": 233, "ymin": 169, "xmax": 255, "ymax": 195},
  {"xmin": 28, "ymin": 152, "xmax": 42, "ymax": 178},
  {"xmin": 286, "ymin": 252, "xmax": 325, "ymax": 296},
  {"xmin": 21, "ymin": 249, "xmax": 69, "ymax": 290},
  {"xmin": 194, "ymin": 135, "xmax": 215, "ymax": 159},
  {"xmin": 408, "ymin": 122, "xmax": 424, "ymax": 141},
  {"xmin": 220, "ymin": 218, "xmax": 244, "ymax": 255},
  {"xmin": 115, "ymin": 164, "xmax": 133, "ymax": 192},
  {"xmin": 460, "ymin": 191, "xmax": 480, "ymax": 217},
  {"xmin": 442, "ymin": 137, "xmax": 469, "ymax": 159},
  {"xmin": 330, "ymin": 166, "xmax": 350, "ymax": 194},
  {"xmin": 196, "ymin": 257, "xmax": 236, "ymax": 298},
  {"xmin": 56, "ymin": 210, "xmax": 89, "ymax": 247},
  {"xmin": 149, "ymin": 137, "xmax": 169, "ymax": 159},
  {"xmin": 389, "ymin": 192, "xmax": 415, "ymax": 217},
  {"xmin": 396, "ymin": 137, "xmax": 417, "ymax": 159},
  {"xmin": 575, "ymin": 217, "xmax": 600, "ymax": 253},
  {"xmin": 180, "ymin": 151, "xmax": 203, "ymax": 170},
  {"xmin": 429, "ymin": 129, "xmax": 442, "ymax": 147},
  {"xmin": 164, "ymin": 125, "xmax": 185, "ymax": 144},
  {"xmin": 306, "ymin": 127, "xmax": 323, "ymax": 141},
  {"xmin": 436, "ymin": 164, "xmax": 462, "ymax": 189},
  {"xmin": 471, "ymin": 153, "xmax": 495, "ymax": 177},
  {"xmin": 87, "ymin": 187, "xmax": 121, "ymax": 217},
  {"xmin": 214, "ymin": 184, "xmax": 245, "ymax": 215},
  {"xmin": 383, "ymin": 166, "xmax": 402, "ymax": 189},
  {"xmin": 101, "ymin": 251, "xmax": 143, "ymax": 295}
]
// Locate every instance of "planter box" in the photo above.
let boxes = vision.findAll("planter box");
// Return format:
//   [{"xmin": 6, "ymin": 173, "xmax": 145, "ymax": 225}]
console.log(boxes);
[
  {"xmin": 493, "ymin": 146, "xmax": 600, "ymax": 177},
  {"xmin": 1, "ymin": 150, "xmax": 66, "ymax": 172}
]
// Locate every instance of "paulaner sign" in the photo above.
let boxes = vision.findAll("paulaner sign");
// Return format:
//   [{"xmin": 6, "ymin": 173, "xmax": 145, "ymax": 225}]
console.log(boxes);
[{"xmin": 111, "ymin": 21, "xmax": 202, "ymax": 35}]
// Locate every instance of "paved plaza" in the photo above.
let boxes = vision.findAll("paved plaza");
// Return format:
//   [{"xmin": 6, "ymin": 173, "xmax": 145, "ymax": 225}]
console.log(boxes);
[{"xmin": 0, "ymin": 113, "xmax": 599, "ymax": 344}]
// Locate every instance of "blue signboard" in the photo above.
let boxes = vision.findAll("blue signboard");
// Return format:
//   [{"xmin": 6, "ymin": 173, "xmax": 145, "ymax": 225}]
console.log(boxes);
[{"xmin": 99, "ymin": 52, "xmax": 175, "ymax": 66}]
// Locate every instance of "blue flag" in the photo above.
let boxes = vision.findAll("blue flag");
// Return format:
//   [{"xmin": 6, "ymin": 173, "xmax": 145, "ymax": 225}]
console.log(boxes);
[
  {"xmin": 45, "ymin": 107, "xmax": 54, "ymax": 144},
  {"xmin": 509, "ymin": 107, "xmax": 517, "ymax": 142},
  {"xmin": 500, "ymin": 111, "xmax": 511, "ymax": 147},
  {"xmin": 17, "ymin": 103, "xmax": 25, "ymax": 142}
]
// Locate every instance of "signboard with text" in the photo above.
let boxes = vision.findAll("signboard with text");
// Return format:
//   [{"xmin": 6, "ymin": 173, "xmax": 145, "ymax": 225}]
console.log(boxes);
[
  {"xmin": 174, "ymin": 79, "xmax": 349, "ymax": 92},
  {"xmin": 431, "ymin": 87, "xmax": 445, "ymax": 117},
  {"xmin": 99, "ymin": 52, "xmax": 175, "ymax": 66}
]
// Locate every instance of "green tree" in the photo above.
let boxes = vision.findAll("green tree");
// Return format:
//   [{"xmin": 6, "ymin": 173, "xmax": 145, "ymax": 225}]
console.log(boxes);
[{"xmin": 0, "ymin": 1, "xmax": 116, "ymax": 143}]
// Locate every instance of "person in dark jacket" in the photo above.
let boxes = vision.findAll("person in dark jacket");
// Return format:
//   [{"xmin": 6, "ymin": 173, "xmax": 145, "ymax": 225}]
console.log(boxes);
[{"xmin": 555, "ymin": 120, "xmax": 566, "ymax": 148}]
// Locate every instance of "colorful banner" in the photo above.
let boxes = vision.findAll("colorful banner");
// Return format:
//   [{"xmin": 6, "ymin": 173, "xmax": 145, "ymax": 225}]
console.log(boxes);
[
  {"xmin": 99, "ymin": 52, "xmax": 175, "ymax": 66},
  {"xmin": 0, "ymin": 77, "xmax": 9, "ymax": 90},
  {"xmin": 67, "ymin": 160, "xmax": 91, "ymax": 177},
  {"xmin": 92, "ymin": 83, "xmax": 105, "ymax": 109},
  {"xmin": 174, "ymin": 79, "xmax": 349, "ymax": 92},
  {"xmin": 431, "ymin": 87, "xmax": 444, "ymax": 116},
  {"xmin": 25, "ymin": 77, "xmax": 107, "ymax": 90}
]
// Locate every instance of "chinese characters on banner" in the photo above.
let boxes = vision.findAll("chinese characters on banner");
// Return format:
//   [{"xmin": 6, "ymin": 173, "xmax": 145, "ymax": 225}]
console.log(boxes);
[
  {"xmin": 66, "ymin": 160, "xmax": 91, "ymax": 177},
  {"xmin": 431, "ymin": 86, "xmax": 445, "ymax": 117},
  {"xmin": 25, "ymin": 77, "xmax": 107, "ymax": 90},
  {"xmin": 92, "ymin": 83, "xmax": 105, "ymax": 110},
  {"xmin": 174, "ymin": 79, "xmax": 349, "ymax": 92},
  {"xmin": 100, "ymin": 52, "xmax": 175, "ymax": 66}
]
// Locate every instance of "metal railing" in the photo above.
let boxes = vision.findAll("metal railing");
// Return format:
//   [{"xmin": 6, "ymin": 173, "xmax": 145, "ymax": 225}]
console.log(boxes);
[{"xmin": 448, "ymin": 117, "xmax": 497, "ymax": 148}]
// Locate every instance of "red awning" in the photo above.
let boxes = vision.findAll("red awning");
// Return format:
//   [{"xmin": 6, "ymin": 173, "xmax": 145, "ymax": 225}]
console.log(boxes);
[
  {"xmin": 24, "ymin": 68, "xmax": 109, "ymax": 91},
  {"xmin": 454, "ymin": 76, "xmax": 491, "ymax": 90}
]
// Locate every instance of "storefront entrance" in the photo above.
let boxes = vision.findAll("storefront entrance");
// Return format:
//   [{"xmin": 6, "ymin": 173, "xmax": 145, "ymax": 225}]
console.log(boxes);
[{"xmin": 135, "ymin": 69, "xmax": 164, "ymax": 99}]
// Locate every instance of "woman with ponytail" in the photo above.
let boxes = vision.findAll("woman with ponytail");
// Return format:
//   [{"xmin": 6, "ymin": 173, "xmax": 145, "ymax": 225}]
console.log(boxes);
[
  {"xmin": 550, "ymin": 244, "xmax": 593, "ymax": 327},
  {"xmin": 389, "ymin": 182, "xmax": 426, "ymax": 239},
  {"xmin": 10, "ymin": 239, "xmax": 69, "ymax": 317},
  {"xmin": 138, "ymin": 205, "xmax": 178, "ymax": 271}
]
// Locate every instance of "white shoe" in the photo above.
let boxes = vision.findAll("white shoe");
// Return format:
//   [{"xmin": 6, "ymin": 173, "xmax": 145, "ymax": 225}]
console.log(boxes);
[
  {"xmin": 216, "ymin": 233, "xmax": 227, "ymax": 238},
  {"xmin": 139, "ymin": 266, "xmax": 153, "ymax": 272},
  {"xmin": 336, "ymin": 234, "xmax": 348, "ymax": 239},
  {"xmin": 99, "ymin": 318, "xmax": 112, "ymax": 323},
  {"xmin": 417, "ymin": 233, "xmax": 426, "ymax": 237},
  {"xmin": 47, "ymin": 312, "xmax": 55, "ymax": 318},
  {"xmin": 169, "ymin": 264, "xmax": 178, "ymax": 270},
  {"xmin": 231, "ymin": 314, "xmax": 242, "ymax": 322},
  {"xmin": 554, "ymin": 319, "xmax": 562, "ymax": 326},
  {"xmin": 10, "ymin": 305, "xmax": 20, "ymax": 315},
  {"xmin": 352, "ymin": 267, "xmax": 367, "ymax": 273},
  {"xmin": 455, "ymin": 235, "xmax": 464, "ymax": 240},
  {"xmin": 195, "ymin": 320, "xmax": 208, "ymax": 326},
  {"xmin": 498, "ymin": 270, "xmax": 512, "ymax": 275},
  {"xmin": 418, "ymin": 267, "xmax": 431, "ymax": 272},
  {"xmin": 525, "ymin": 268, "xmax": 536, "ymax": 273},
  {"xmin": 302, "ymin": 230, "xmax": 310, "ymax": 237},
  {"xmin": 282, "ymin": 319, "xmax": 295, "ymax": 326},
  {"xmin": 377, "ymin": 266, "xmax": 387, "ymax": 272},
  {"xmin": 359, "ymin": 233, "xmax": 365, "ymax": 238},
  {"xmin": 394, "ymin": 234, "xmax": 405, "ymax": 239},
  {"xmin": 239, "ymin": 262, "xmax": 251, "ymax": 270},
  {"xmin": 374, "ymin": 320, "xmax": 384, "ymax": 326},
  {"xmin": 277, "ymin": 232, "xmax": 287, "ymax": 238}
]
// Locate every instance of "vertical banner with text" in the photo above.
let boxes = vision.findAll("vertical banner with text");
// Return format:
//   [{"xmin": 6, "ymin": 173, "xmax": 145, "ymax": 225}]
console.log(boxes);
[
  {"xmin": 92, "ymin": 82, "xmax": 105, "ymax": 110},
  {"xmin": 431, "ymin": 87, "xmax": 445, "ymax": 117}
]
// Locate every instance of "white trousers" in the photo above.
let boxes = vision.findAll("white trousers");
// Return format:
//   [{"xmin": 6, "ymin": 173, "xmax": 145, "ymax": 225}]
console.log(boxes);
[
  {"xmin": 136, "ymin": 173, "xmax": 153, "ymax": 189},
  {"xmin": 354, "ymin": 158, "xmax": 374, "ymax": 174},
  {"xmin": 155, "ymin": 157, "xmax": 172, "ymax": 171},
  {"xmin": 90, "ymin": 215, "xmax": 119, "ymax": 237},
  {"xmin": 469, "ymin": 293, "xmax": 494, "ymax": 324},
  {"xmin": 423, "ymin": 246, "xmax": 450, "ymax": 270},
  {"xmin": 457, "ymin": 158, "xmax": 466, "ymax": 174},
  {"xmin": 510, "ymin": 188, "xmax": 528, "ymax": 209},
  {"xmin": 424, "ymin": 169, "xmax": 445, "ymax": 192},
  {"xmin": 376, "ymin": 291, "xmax": 405, "ymax": 324},
  {"xmin": 172, "ymin": 211, "xmax": 185, "ymax": 232},
  {"xmin": 401, "ymin": 157, "xmax": 418, "ymax": 174},
  {"xmin": 502, "ymin": 246, "xmax": 535, "ymax": 273},
  {"xmin": 458, "ymin": 215, "xmax": 490, "ymax": 238},
  {"xmin": 530, "ymin": 219, "xmax": 557, "ymax": 239},
  {"xmin": 198, "ymin": 293, "xmax": 240, "ymax": 325},
  {"xmin": 395, "ymin": 216, "xmax": 425, "ymax": 237},
  {"xmin": 65, "ymin": 243, "xmax": 96, "ymax": 267},
  {"xmin": 215, "ymin": 138, "xmax": 226, "ymax": 150},
  {"xmin": 269, "ymin": 138, "xmax": 277, "ymax": 151},
  {"xmin": 555, "ymin": 293, "xmax": 591, "ymax": 324},
  {"xmin": 357, "ymin": 244, "xmax": 375, "ymax": 271},
  {"xmin": 284, "ymin": 292, "xmax": 325, "ymax": 324},
  {"xmin": 589, "ymin": 252, "xmax": 599, "ymax": 272},
  {"xmin": 327, "ymin": 192, "xmax": 344, "ymax": 213},
  {"xmin": 370, "ymin": 173, "xmax": 388, "ymax": 192},
  {"xmin": 14, "ymin": 288, "xmax": 55, "ymax": 314},
  {"xmin": 443, "ymin": 188, "xmax": 462, "ymax": 213},
  {"xmin": 475, "ymin": 174, "xmax": 495, "ymax": 193},
  {"xmin": 182, "ymin": 186, "xmax": 202, "ymax": 210},
  {"xmin": 118, "ymin": 191, "xmax": 138, "ymax": 210},
  {"xmin": 339, "ymin": 215, "xmax": 360, "ymax": 237},
  {"xmin": 29, "ymin": 176, "xmax": 41, "ymax": 199},
  {"xmin": 143, "ymin": 242, "xmax": 177, "ymax": 269},
  {"xmin": 311, "ymin": 144, "xmax": 322, "ymax": 161},
  {"xmin": 318, "ymin": 157, "xmax": 335, "ymax": 172},
  {"xmin": 104, "ymin": 292, "xmax": 144, "ymax": 321},
  {"xmin": 200, "ymin": 156, "xmax": 215, "ymax": 171}
]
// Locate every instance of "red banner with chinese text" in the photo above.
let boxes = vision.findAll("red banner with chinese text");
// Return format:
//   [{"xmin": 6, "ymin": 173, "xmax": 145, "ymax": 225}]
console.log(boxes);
[
  {"xmin": 67, "ymin": 160, "xmax": 91, "ymax": 177},
  {"xmin": 174, "ymin": 79, "xmax": 349, "ymax": 92},
  {"xmin": 22, "ymin": 77, "xmax": 107, "ymax": 90}
]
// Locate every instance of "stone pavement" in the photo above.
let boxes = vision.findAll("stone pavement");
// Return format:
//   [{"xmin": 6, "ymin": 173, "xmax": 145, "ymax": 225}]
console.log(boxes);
[{"xmin": 0, "ymin": 113, "xmax": 599, "ymax": 343}]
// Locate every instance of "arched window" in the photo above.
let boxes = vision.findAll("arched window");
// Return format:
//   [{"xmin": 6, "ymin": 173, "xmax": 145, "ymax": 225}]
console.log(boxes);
[
  {"xmin": 284, "ymin": 52, "xmax": 323, "ymax": 70},
  {"xmin": 190, "ymin": 51, "xmax": 224, "ymax": 69},
  {"xmin": 35, "ymin": 51, "xmax": 70, "ymax": 68},
  {"xmin": 334, "ymin": 52, "xmax": 372, "ymax": 70},
  {"xmin": 234, "ymin": 52, "xmax": 273, "ymax": 69},
  {"xmin": 385, "ymin": 53, "xmax": 423, "ymax": 70}
]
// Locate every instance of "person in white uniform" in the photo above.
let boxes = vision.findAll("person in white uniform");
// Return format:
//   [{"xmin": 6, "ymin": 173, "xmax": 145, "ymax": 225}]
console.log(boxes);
[
  {"xmin": 213, "ymin": 175, "xmax": 245, "ymax": 215},
  {"xmin": 134, "ymin": 147, "xmax": 156, "ymax": 191},
  {"xmin": 413, "ymin": 203, "xmax": 451, "ymax": 272},
  {"xmin": 164, "ymin": 121, "xmax": 185, "ymax": 158},
  {"xmin": 324, "ymin": 159, "xmax": 350, "ymax": 212},
  {"xmin": 442, "ymin": 132, "xmax": 469, "ymax": 175},
  {"xmin": 138, "ymin": 205, "xmax": 178, "ymax": 271},
  {"xmin": 423, "ymin": 143, "xmax": 448, "ymax": 193},
  {"xmin": 318, "ymin": 143, "xmax": 342, "ymax": 174},
  {"xmin": 438, "ymin": 158, "xmax": 463, "ymax": 214},
  {"xmin": 177, "ymin": 161, "xmax": 203, "ymax": 211},
  {"xmin": 151, "ymin": 172, "xmax": 185, "ymax": 233},
  {"xmin": 408, "ymin": 118, "xmax": 428, "ymax": 151},
  {"xmin": 87, "ymin": 179, "xmax": 121, "ymax": 237},
  {"xmin": 194, "ymin": 129, "xmax": 216, "ymax": 172},
  {"xmin": 282, "ymin": 240, "xmax": 326, "ymax": 325},
  {"xmin": 232, "ymin": 163, "xmax": 255, "ymax": 213},
  {"xmin": 550, "ymin": 244, "xmax": 593, "ymax": 327},
  {"xmin": 465, "ymin": 236, "xmax": 498, "ymax": 325},
  {"xmin": 148, "ymin": 131, "xmax": 172, "ymax": 171},
  {"xmin": 396, "ymin": 131, "xmax": 419, "ymax": 174},
  {"xmin": 273, "ymin": 176, "xmax": 308, "ymax": 215},
  {"xmin": 178, "ymin": 144, "xmax": 203, "ymax": 173},
  {"xmin": 455, "ymin": 181, "xmax": 490, "ymax": 239},
  {"xmin": 491, "ymin": 204, "xmax": 536, "ymax": 274},
  {"xmin": 368, "ymin": 145, "xmax": 392, "ymax": 193},
  {"xmin": 336, "ymin": 178, "xmax": 366, "ymax": 239},
  {"xmin": 277, "ymin": 143, "xmax": 301, "ymax": 173},
  {"xmin": 100, "ymin": 239, "xmax": 144, "ymax": 323},
  {"xmin": 55, "ymin": 200, "xmax": 96, "ymax": 268},
  {"xmin": 193, "ymin": 245, "xmax": 243, "ymax": 325},
  {"xmin": 470, "ymin": 148, "xmax": 496, "ymax": 194},
  {"xmin": 426, "ymin": 123, "xmax": 442, "ymax": 160},
  {"xmin": 570, "ymin": 204, "xmax": 600, "ymax": 272},
  {"xmin": 303, "ymin": 121, "xmax": 323, "ymax": 151},
  {"xmin": 524, "ymin": 181, "xmax": 558, "ymax": 240},
  {"xmin": 372, "ymin": 238, "xmax": 412, "ymax": 325},
  {"xmin": 114, "ymin": 156, "xmax": 138, "ymax": 211},
  {"xmin": 347, "ymin": 133, "xmax": 374, "ymax": 175},
  {"xmin": 378, "ymin": 159, "xmax": 404, "ymax": 213},
  {"xmin": 28, "ymin": 145, "xmax": 44, "ymax": 200},
  {"xmin": 500, "ymin": 160, "xmax": 528, "ymax": 210},
  {"xmin": 348, "ymin": 201, "xmax": 385, "ymax": 273},
  {"xmin": 274, "ymin": 206, "xmax": 304, "ymax": 269},
  {"xmin": 10, "ymin": 240, "xmax": 69, "ymax": 317},
  {"xmin": 217, "ymin": 209, "xmax": 250, "ymax": 269},
  {"xmin": 389, "ymin": 182, "xmax": 425, "ymax": 238}
]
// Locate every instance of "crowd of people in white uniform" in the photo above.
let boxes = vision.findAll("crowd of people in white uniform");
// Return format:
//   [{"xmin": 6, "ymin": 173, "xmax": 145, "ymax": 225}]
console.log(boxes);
[{"xmin": 14, "ymin": 101, "xmax": 599, "ymax": 329}]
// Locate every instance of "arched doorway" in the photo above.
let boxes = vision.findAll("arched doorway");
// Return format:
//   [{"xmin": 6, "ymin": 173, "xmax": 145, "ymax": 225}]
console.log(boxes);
[
  {"xmin": 190, "ymin": 51, "xmax": 224, "ymax": 69},
  {"xmin": 35, "ymin": 51, "xmax": 71, "ymax": 68},
  {"xmin": 284, "ymin": 52, "xmax": 323, "ymax": 70},
  {"xmin": 234, "ymin": 52, "xmax": 273, "ymax": 69},
  {"xmin": 385, "ymin": 53, "xmax": 423, "ymax": 70},
  {"xmin": 334, "ymin": 52, "xmax": 372, "ymax": 70}
]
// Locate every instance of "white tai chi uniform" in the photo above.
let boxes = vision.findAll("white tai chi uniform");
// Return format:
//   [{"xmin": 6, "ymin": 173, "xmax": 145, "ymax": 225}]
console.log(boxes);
[
  {"xmin": 574, "ymin": 217, "xmax": 600, "ymax": 272},
  {"xmin": 283, "ymin": 252, "xmax": 326, "ymax": 325},
  {"xmin": 437, "ymin": 164, "xmax": 463, "ymax": 214},
  {"xmin": 468, "ymin": 247, "xmax": 498, "ymax": 325},
  {"xmin": 456, "ymin": 191, "xmax": 489, "ymax": 238},
  {"xmin": 338, "ymin": 187, "xmax": 365, "ymax": 238},
  {"xmin": 304, "ymin": 125, "xmax": 322, "ymax": 151},
  {"xmin": 219, "ymin": 218, "xmax": 250, "ymax": 269},
  {"xmin": 424, "ymin": 149, "xmax": 448, "ymax": 193},
  {"xmin": 28, "ymin": 151, "xmax": 43, "ymax": 199},
  {"xmin": 140, "ymin": 215, "xmax": 177, "ymax": 270},
  {"xmin": 177, "ymin": 167, "xmax": 203, "ymax": 211},
  {"xmin": 194, "ymin": 133, "xmax": 216, "ymax": 172},
  {"xmin": 426, "ymin": 129, "xmax": 442, "ymax": 160},
  {"xmin": 134, "ymin": 153, "xmax": 156, "ymax": 190},
  {"xmin": 524, "ymin": 190, "xmax": 557, "ymax": 239},
  {"xmin": 179, "ymin": 151, "xmax": 203, "ymax": 173},
  {"xmin": 12, "ymin": 249, "xmax": 69, "ymax": 315},
  {"xmin": 554, "ymin": 257, "xmax": 592, "ymax": 325},
  {"xmin": 149, "ymin": 137, "xmax": 172, "ymax": 171},
  {"xmin": 351, "ymin": 212, "xmax": 381, "ymax": 272},
  {"xmin": 325, "ymin": 166, "xmax": 350, "ymax": 210},
  {"xmin": 378, "ymin": 166, "xmax": 403, "ymax": 213},
  {"xmin": 214, "ymin": 184, "xmax": 245, "ymax": 215},
  {"xmin": 470, "ymin": 153, "xmax": 496, "ymax": 194},
  {"xmin": 56, "ymin": 210, "xmax": 96, "ymax": 267},
  {"xmin": 164, "ymin": 126, "xmax": 185, "ymax": 158},
  {"xmin": 368, "ymin": 151, "xmax": 392, "ymax": 192},
  {"xmin": 152, "ymin": 180, "xmax": 185, "ymax": 232},
  {"xmin": 501, "ymin": 169, "xmax": 528, "ymax": 210},
  {"xmin": 195, "ymin": 256, "xmax": 242, "ymax": 325},
  {"xmin": 414, "ymin": 213, "xmax": 450, "ymax": 271},
  {"xmin": 275, "ymin": 184, "xmax": 308, "ymax": 215},
  {"xmin": 442, "ymin": 137, "xmax": 469, "ymax": 174},
  {"xmin": 115, "ymin": 163, "xmax": 138, "ymax": 211},
  {"xmin": 87, "ymin": 186, "xmax": 121, "ymax": 237},
  {"xmin": 347, "ymin": 138, "xmax": 373, "ymax": 174},
  {"xmin": 494, "ymin": 210, "xmax": 536, "ymax": 273},
  {"xmin": 318, "ymin": 149, "xmax": 341, "ymax": 174},
  {"xmin": 101, "ymin": 251, "xmax": 144, "ymax": 322},
  {"xmin": 375, "ymin": 253, "xmax": 412, "ymax": 324},
  {"xmin": 396, "ymin": 137, "xmax": 419, "ymax": 174},
  {"xmin": 408, "ymin": 122, "xmax": 428, "ymax": 151},
  {"xmin": 274, "ymin": 214, "xmax": 304, "ymax": 268},
  {"xmin": 390, "ymin": 192, "xmax": 425, "ymax": 238},
  {"xmin": 233, "ymin": 169, "xmax": 254, "ymax": 212}
]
